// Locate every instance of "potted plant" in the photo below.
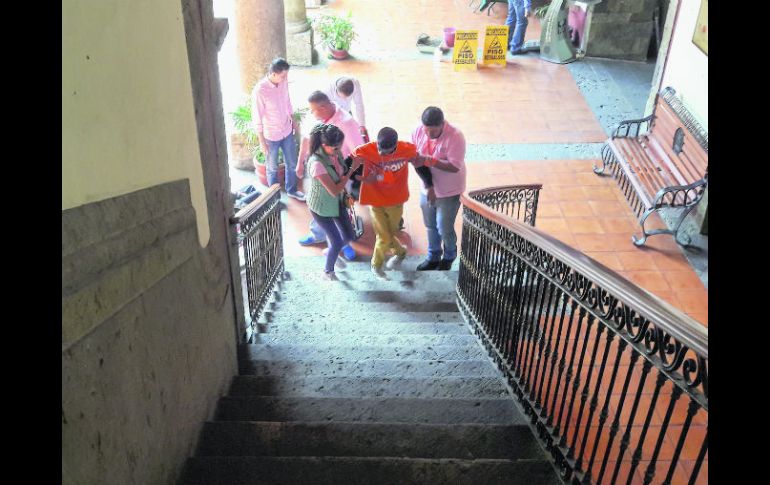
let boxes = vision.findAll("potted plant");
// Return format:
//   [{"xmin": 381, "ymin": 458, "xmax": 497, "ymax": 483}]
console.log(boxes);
[
  {"xmin": 313, "ymin": 11, "xmax": 356, "ymax": 59},
  {"xmin": 230, "ymin": 100, "xmax": 284, "ymax": 187}
]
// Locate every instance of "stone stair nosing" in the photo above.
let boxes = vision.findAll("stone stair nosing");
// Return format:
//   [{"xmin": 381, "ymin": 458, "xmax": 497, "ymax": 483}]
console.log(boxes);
[
  {"xmin": 237, "ymin": 358, "xmax": 504, "ymax": 378},
  {"xmin": 180, "ymin": 456, "xmax": 563, "ymax": 485},
  {"xmin": 214, "ymin": 396, "xmax": 526, "ymax": 425}
]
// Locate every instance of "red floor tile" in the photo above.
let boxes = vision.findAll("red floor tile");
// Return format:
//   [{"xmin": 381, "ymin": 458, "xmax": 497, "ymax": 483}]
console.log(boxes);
[
  {"xmin": 567, "ymin": 217, "xmax": 605, "ymax": 235},
  {"xmin": 662, "ymin": 270, "xmax": 706, "ymax": 292},
  {"xmin": 615, "ymin": 251, "xmax": 660, "ymax": 271},
  {"xmin": 557, "ymin": 201, "xmax": 594, "ymax": 219}
]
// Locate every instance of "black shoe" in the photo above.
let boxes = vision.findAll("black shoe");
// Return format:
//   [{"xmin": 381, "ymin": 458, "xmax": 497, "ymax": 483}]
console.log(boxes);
[
  {"xmin": 416, "ymin": 259, "xmax": 441, "ymax": 271},
  {"xmin": 437, "ymin": 259, "xmax": 455, "ymax": 271}
]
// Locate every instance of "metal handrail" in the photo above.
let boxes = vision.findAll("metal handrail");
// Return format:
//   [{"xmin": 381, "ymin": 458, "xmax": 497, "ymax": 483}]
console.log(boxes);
[
  {"xmin": 458, "ymin": 186, "xmax": 708, "ymax": 485},
  {"xmin": 461, "ymin": 190, "xmax": 707, "ymax": 359},
  {"xmin": 231, "ymin": 184, "xmax": 284, "ymax": 343}
]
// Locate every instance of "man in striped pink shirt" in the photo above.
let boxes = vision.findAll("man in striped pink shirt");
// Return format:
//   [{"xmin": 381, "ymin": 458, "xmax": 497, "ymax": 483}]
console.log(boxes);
[{"xmin": 251, "ymin": 58, "xmax": 305, "ymax": 201}]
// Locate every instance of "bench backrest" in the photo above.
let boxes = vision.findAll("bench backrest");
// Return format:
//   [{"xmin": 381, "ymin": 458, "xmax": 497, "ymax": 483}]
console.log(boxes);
[{"xmin": 646, "ymin": 87, "xmax": 708, "ymax": 186}]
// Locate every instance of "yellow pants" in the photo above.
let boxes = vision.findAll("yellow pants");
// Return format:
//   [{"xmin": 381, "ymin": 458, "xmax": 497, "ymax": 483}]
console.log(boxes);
[{"xmin": 369, "ymin": 204, "xmax": 407, "ymax": 269}]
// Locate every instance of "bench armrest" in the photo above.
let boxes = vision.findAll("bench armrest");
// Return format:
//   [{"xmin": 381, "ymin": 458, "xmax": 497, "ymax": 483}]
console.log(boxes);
[
  {"xmin": 612, "ymin": 114, "xmax": 655, "ymax": 139},
  {"xmin": 653, "ymin": 178, "xmax": 707, "ymax": 208}
]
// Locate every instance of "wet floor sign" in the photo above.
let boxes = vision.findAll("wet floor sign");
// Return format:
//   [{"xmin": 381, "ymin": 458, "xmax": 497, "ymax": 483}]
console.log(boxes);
[
  {"xmin": 452, "ymin": 30, "xmax": 479, "ymax": 71},
  {"xmin": 483, "ymin": 26, "xmax": 508, "ymax": 66}
]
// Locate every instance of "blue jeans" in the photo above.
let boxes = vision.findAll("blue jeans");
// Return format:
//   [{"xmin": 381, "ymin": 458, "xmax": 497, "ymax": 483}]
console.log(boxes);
[
  {"xmin": 266, "ymin": 133, "xmax": 298, "ymax": 194},
  {"xmin": 506, "ymin": 0, "xmax": 528, "ymax": 53},
  {"xmin": 310, "ymin": 201, "xmax": 356, "ymax": 273},
  {"xmin": 309, "ymin": 218, "xmax": 326, "ymax": 242},
  {"xmin": 419, "ymin": 193, "xmax": 462, "ymax": 262}
]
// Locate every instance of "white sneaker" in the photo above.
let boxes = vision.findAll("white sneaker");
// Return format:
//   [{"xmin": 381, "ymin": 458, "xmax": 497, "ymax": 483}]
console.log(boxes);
[
  {"xmin": 321, "ymin": 271, "xmax": 339, "ymax": 281},
  {"xmin": 385, "ymin": 253, "xmax": 406, "ymax": 270},
  {"xmin": 371, "ymin": 265, "xmax": 388, "ymax": 280}
]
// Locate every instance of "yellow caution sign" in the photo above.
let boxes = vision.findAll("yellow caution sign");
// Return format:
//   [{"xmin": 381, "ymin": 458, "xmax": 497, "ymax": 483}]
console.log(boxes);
[
  {"xmin": 483, "ymin": 25, "xmax": 508, "ymax": 66},
  {"xmin": 452, "ymin": 30, "xmax": 479, "ymax": 72}
]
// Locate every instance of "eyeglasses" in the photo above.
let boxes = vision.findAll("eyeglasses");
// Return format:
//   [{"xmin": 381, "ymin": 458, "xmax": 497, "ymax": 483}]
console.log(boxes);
[{"xmin": 377, "ymin": 145, "xmax": 396, "ymax": 155}]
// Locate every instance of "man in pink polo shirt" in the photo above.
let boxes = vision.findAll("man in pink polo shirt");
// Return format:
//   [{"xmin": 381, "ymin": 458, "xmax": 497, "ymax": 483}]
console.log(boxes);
[
  {"xmin": 296, "ymin": 90, "xmax": 364, "ymax": 260},
  {"xmin": 252, "ymin": 58, "xmax": 304, "ymax": 201},
  {"xmin": 411, "ymin": 106, "xmax": 467, "ymax": 271}
]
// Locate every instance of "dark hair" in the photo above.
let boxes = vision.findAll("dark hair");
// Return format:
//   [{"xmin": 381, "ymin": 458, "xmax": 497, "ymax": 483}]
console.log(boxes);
[
  {"xmin": 269, "ymin": 58, "xmax": 290, "ymax": 74},
  {"xmin": 377, "ymin": 127, "xmax": 398, "ymax": 151},
  {"xmin": 308, "ymin": 90, "xmax": 331, "ymax": 104},
  {"xmin": 309, "ymin": 124, "xmax": 345, "ymax": 156},
  {"xmin": 336, "ymin": 78, "xmax": 355, "ymax": 97},
  {"xmin": 421, "ymin": 106, "xmax": 444, "ymax": 127}
]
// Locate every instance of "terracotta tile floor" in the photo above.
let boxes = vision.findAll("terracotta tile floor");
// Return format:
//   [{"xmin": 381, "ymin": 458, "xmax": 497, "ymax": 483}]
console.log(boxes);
[
  {"xmin": 319, "ymin": 0, "xmax": 539, "ymax": 57},
  {"xmin": 289, "ymin": 1, "xmax": 606, "ymax": 146}
]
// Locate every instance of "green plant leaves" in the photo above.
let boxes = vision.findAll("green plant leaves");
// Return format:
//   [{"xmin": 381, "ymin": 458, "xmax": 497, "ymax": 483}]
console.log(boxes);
[{"xmin": 312, "ymin": 11, "xmax": 356, "ymax": 51}]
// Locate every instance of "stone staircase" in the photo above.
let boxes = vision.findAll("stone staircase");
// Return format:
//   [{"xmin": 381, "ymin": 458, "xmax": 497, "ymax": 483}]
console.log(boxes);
[{"xmin": 180, "ymin": 256, "xmax": 562, "ymax": 485}]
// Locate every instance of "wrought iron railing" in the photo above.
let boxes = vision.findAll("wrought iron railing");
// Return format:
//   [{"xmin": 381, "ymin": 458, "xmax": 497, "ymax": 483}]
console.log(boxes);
[
  {"xmin": 458, "ymin": 186, "xmax": 708, "ymax": 485},
  {"xmin": 231, "ymin": 184, "xmax": 284, "ymax": 343},
  {"xmin": 468, "ymin": 184, "xmax": 542, "ymax": 226}
]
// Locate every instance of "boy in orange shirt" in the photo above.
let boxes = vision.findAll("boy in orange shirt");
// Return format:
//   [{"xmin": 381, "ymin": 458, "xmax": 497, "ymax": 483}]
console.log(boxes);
[{"xmin": 352, "ymin": 127, "xmax": 435, "ymax": 279}]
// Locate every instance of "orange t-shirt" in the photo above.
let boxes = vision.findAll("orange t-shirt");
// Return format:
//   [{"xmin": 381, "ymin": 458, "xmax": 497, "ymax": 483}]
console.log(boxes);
[{"xmin": 354, "ymin": 141, "xmax": 418, "ymax": 207}]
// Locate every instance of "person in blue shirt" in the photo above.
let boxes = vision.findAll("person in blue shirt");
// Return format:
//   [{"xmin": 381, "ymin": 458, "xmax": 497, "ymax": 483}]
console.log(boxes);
[{"xmin": 507, "ymin": 0, "xmax": 532, "ymax": 55}]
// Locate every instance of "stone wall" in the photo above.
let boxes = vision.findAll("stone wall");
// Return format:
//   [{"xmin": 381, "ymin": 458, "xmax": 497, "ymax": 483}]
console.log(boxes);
[
  {"xmin": 586, "ymin": 0, "xmax": 657, "ymax": 61},
  {"xmin": 62, "ymin": 0, "xmax": 242, "ymax": 484},
  {"xmin": 62, "ymin": 182, "xmax": 238, "ymax": 485}
]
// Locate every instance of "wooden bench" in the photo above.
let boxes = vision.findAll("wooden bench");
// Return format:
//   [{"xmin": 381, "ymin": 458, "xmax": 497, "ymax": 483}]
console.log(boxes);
[{"xmin": 594, "ymin": 87, "xmax": 708, "ymax": 246}]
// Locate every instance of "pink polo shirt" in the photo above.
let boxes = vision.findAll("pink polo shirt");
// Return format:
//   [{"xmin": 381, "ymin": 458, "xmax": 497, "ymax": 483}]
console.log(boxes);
[
  {"xmin": 299, "ymin": 103, "xmax": 364, "ymax": 166},
  {"xmin": 411, "ymin": 121, "xmax": 467, "ymax": 198},
  {"xmin": 251, "ymin": 76, "xmax": 294, "ymax": 142}
]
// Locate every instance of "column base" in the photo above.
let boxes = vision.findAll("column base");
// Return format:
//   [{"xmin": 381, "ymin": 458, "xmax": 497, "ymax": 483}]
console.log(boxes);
[{"xmin": 286, "ymin": 28, "xmax": 314, "ymax": 66}]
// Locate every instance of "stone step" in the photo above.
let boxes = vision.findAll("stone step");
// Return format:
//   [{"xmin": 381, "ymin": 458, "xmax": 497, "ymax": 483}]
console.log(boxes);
[
  {"xmin": 240, "ymin": 343, "xmax": 485, "ymax": 361},
  {"xmin": 284, "ymin": 256, "xmax": 459, "ymax": 273},
  {"xmin": 215, "ymin": 396, "xmax": 525, "ymax": 425},
  {"xmin": 253, "ymin": 333, "xmax": 478, "ymax": 347},
  {"xmin": 260, "ymin": 311, "xmax": 463, "ymax": 325},
  {"xmin": 257, "ymin": 320, "xmax": 470, "ymax": 335},
  {"xmin": 269, "ymin": 300, "xmax": 458, "ymax": 313},
  {"xmin": 180, "ymin": 456, "xmax": 561, "ymax": 485},
  {"xmin": 229, "ymin": 376, "xmax": 510, "ymax": 399},
  {"xmin": 279, "ymin": 278, "xmax": 458, "ymax": 292},
  {"xmin": 197, "ymin": 421, "xmax": 543, "ymax": 460},
  {"xmin": 238, "ymin": 359, "xmax": 500, "ymax": 378},
  {"xmin": 273, "ymin": 289, "xmax": 457, "ymax": 305},
  {"xmin": 283, "ymin": 269, "xmax": 458, "ymax": 283}
]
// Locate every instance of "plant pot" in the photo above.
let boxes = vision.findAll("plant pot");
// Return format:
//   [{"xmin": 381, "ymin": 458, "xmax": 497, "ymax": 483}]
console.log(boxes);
[
  {"xmin": 230, "ymin": 133, "xmax": 255, "ymax": 170},
  {"xmin": 329, "ymin": 48, "xmax": 349, "ymax": 60},
  {"xmin": 255, "ymin": 162, "xmax": 285, "ymax": 188},
  {"xmin": 443, "ymin": 27, "xmax": 456, "ymax": 48}
]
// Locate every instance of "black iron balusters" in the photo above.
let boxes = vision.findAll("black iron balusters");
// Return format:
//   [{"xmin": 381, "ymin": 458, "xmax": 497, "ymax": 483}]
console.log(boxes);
[
  {"xmin": 231, "ymin": 185, "xmax": 284, "ymax": 343},
  {"xmin": 457, "ymin": 186, "xmax": 708, "ymax": 485}
]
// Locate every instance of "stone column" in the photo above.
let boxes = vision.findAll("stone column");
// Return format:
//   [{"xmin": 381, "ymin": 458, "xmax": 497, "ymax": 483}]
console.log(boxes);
[
  {"xmin": 585, "ymin": 0, "xmax": 657, "ymax": 61},
  {"xmin": 284, "ymin": 0, "xmax": 313, "ymax": 66},
  {"xmin": 235, "ymin": 0, "xmax": 286, "ymax": 96}
]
